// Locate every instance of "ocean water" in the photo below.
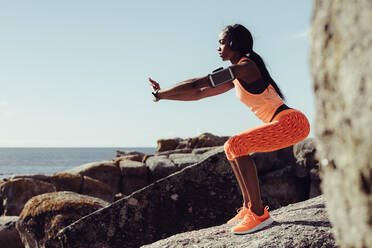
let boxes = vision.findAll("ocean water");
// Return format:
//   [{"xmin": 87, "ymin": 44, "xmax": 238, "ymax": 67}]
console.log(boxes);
[{"xmin": 0, "ymin": 147, "xmax": 156, "ymax": 180}]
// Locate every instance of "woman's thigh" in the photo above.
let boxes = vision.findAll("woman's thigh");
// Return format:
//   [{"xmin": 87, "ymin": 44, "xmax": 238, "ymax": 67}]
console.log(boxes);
[{"xmin": 224, "ymin": 110, "xmax": 310, "ymax": 159}]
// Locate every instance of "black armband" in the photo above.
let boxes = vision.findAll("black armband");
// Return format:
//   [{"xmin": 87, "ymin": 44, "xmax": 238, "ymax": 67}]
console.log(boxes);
[{"xmin": 208, "ymin": 67, "xmax": 235, "ymax": 88}]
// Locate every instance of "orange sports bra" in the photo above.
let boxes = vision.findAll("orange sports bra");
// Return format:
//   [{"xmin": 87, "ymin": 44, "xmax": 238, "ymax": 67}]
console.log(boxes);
[{"xmin": 232, "ymin": 57, "xmax": 284, "ymax": 123}]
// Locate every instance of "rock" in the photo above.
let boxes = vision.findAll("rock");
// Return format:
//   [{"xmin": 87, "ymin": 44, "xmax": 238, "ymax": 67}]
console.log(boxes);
[
  {"xmin": 16, "ymin": 191, "xmax": 108, "ymax": 248},
  {"xmin": 168, "ymin": 153, "xmax": 201, "ymax": 167},
  {"xmin": 156, "ymin": 133, "xmax": 229, "ymax": 152},
  {"xmin": 253, "ymin": 139, "xmax": 321, "ymax": 201},
  {"xmin": 155, "ymin": 148, "xmax": 193, "ymax": 156},
  {"xmin": 156, "ymin": 138, "xmax": 181, "ymax": 152},
  {"xmin": 57, "ymin": 147, "xmax": 242, "ymax": 248},
  {"xmin": 50, "ymin": 173, "xmax": 114, "ymax": 202},
  {"xmin": 293, "ymin": 138, "xmax": 318, "ymax": 178},
  {"xmin": 141, "ymin": 154, "xmax": 153, "ymax": 163},
  {"xmin": 65, "ymin": 160, "xmax": 121, "ymax": 194},
  {"xmin": 82, "ymin": 176, "xmax": 115, "ymax": 202},
  {"xmin": 146, "ymin": 150, "xmax": 216, "ymax": 183},
  {"xmin": 57, "ymin": 144, "xmax": 319, "ymax": 248},
  {"xmin": 0, "ymin": 216, "xmax": 23, "ymax": 248},
  {"xmin": 251, "ymin": 146, "xmax": 295, "ymax": 175},
  {"xmin": 260, "ymin": 166, "xmax": 308, "ymax": 209},
  {"xmin": 50, "ymin": 173, "xmax": 82, "ymax": 193},
  {"xmin": 10, "ymin": 174, "xmax": 51, "ymax": 183},
  {"xmin": 119, "ymin": 160, "xmax": 149, "ymax": 196},
  {"xmin": 57, "ymin": 139, "xmax": 321, "ymax": 247},
  {"xmin": 141, "ymin": 195, "xmax": 335, "ymax": 248},
  {"xmin": 0, "ymin": 178, "xmax": 56, "ymax": 216},
  {"xmin": 192, "ymin": 147, "xmax": 219, "ymax": 155},
  {"xmin": 145, "ymin": 155, "xmax": 178, "ymax": 181},
  {"xmin": 190, "ymin": 133, "xmax": 229, "ymax": 149},
  {"xmin": 115, "ymin": 150, "xmax": 146, "ymax": 158},
  {"xmin": 309, "ymin": 168, "xmax": 322, "ymax": 198},
  {"xmin": 311, "ymin": 0, "xmax": 372, "ymax": 247},
  {"xmin": 0, "ymin": 196, "xmax": 3, "ymax": 216},
  {"xmin": 120, "ymin": 154, "xmax": 145, "ymax": 162}
]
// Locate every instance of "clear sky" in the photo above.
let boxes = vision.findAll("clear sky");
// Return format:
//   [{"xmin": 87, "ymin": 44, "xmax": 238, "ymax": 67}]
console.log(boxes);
[{"xmin": 0, "ymin": 0, "xmax": 314, "ymax": 147}]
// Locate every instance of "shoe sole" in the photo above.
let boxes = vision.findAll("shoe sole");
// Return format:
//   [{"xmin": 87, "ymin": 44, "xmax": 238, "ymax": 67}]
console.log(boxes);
[{"xmin": 231, "ymin": 217, "xmax": 274, "ymax": 235}]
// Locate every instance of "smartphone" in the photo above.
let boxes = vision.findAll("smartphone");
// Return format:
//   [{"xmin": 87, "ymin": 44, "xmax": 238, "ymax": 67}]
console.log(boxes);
[{"xmin": 208, "ymin": 67, "xmax": 235, "ymax": 88}]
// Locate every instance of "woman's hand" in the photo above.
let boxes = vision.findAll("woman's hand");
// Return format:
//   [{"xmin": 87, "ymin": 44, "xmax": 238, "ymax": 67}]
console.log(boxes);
[{"xmin": 148, "ymin": 77, "xmax": 161, "ymax": 102}]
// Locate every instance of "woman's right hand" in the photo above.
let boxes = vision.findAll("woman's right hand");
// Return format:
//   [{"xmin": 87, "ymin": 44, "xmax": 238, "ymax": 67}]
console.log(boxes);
[{"xmin": 148, "ymin": 77, "xmax": 161, "ymax": 102}]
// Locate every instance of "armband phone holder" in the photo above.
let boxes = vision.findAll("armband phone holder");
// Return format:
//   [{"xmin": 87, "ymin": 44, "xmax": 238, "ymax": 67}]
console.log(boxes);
[{"xmin": 208, "ymin": 67, "xmax": 235, "ymax": 88}]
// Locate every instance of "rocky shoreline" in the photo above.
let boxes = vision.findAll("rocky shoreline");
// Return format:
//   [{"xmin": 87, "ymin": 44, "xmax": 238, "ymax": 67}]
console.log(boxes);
[{"xmin": 0, "ymin": 133, "xmax": 327, "ymax": 248}]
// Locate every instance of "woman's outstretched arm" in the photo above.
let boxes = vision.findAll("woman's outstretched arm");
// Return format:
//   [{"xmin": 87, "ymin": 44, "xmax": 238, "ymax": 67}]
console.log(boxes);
[
  {"xmin": 150, "ymin": 76, "xmax": 210, "ymax": 101},
  {"xmin": 149, "ymin": 75, "xmax": 233, "ymax": 101}
]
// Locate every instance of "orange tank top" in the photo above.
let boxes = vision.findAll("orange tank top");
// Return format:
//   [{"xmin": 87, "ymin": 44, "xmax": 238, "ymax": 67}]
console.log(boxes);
[{"xmin": 232, "ymin": 57, "xmax": 284, "ymax": 123}]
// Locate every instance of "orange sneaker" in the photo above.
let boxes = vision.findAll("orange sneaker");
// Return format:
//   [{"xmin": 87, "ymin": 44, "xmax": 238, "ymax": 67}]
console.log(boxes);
[
  {"xmin": 227, "ymin": 206, "xmax": 249, "ymax": 224},
  {"xmin": 231, "ymin": 206, "xmax": 273, "ymax": 234}
]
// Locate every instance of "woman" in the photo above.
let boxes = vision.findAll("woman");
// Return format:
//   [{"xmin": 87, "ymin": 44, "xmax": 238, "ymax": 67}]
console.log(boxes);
[{"xmin": 148, "ymin": 24, "xmax": 310, "ymax": 234}]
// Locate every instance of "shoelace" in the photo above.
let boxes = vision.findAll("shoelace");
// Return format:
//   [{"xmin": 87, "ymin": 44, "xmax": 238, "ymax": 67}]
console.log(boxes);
[
  {"xmin": 234, "ymin": 207, "xmax": 246, "ymax": 218},
  {"xmin": 241, "ymin": 210, "xmax": 257, "ymax": 225},
  {"xmin": 241, "ymin": 206, "xmax": 269, "ymax": 225}
]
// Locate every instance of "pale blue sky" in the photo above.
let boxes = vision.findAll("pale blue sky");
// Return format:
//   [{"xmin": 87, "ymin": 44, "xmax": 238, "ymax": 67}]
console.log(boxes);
[{"xmin": 0, "ymin": 1, "xmax": 314, "ymax": 147}]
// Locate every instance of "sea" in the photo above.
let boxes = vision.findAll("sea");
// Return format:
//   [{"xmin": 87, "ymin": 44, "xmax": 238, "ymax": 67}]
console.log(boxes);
[{"xmin": 0, "ymin": 147, "xmax": 156, "ymax": 180}]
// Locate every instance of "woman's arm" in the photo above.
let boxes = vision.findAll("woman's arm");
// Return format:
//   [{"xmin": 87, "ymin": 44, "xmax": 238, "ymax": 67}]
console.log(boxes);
[
  {"xmin": 150, "ymin": 76, "xmax": 211, "ymax": 101},
  {"xmin": 153, "ymin": 76, "xmax": 235, "ymax": 101},
  {"xmin": 149, "ymin": 59, "xmax": 257, "ymax": 102},
  {"xmin": 197, "ymin": 81, "xmax": 234, "ymax": 99}
]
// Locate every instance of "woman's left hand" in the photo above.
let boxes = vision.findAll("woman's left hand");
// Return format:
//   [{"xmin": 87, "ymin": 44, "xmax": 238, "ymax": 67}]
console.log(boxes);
[{"xmin": 148, "ymin": 77, "xmax": 160, "ymax": 91}]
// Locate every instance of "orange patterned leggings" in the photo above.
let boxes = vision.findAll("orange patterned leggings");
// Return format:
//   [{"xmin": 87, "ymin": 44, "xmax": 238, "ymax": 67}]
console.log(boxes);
[{"xmin": 224, "ymin": 109, "xmax": 310, "ymax": 160}]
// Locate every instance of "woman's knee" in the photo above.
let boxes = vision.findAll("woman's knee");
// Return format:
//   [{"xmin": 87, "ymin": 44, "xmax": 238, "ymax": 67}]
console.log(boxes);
[{"xmin": 224, "ymin": 136, "xmax": 241, "ymax": 160}]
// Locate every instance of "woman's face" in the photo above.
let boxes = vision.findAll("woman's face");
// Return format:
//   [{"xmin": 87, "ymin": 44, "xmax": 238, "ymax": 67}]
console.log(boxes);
[{"xmin": 218, "ymin": 31, "xmax": 233, "ymax": 61}]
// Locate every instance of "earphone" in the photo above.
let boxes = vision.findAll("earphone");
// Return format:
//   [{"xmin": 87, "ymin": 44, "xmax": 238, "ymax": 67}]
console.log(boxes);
[{"xmin": 226, "ymin": 25, "xmax": 240, "ymax": 51}]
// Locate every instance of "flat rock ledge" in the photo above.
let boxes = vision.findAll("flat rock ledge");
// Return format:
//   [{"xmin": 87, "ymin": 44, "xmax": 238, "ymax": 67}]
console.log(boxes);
[{"xmin": 142, "ymin": 195, "xmax": 335, "ymax": 248}]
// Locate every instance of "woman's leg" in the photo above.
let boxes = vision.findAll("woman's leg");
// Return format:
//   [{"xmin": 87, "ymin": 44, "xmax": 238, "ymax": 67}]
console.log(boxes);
[
  {"xmin": 228, "ymin": 159, "xmax": 250, "ymax": 207},
  {"xmin": 235, "ymin": 155, "xmax": 264, "ymax": 216},
  {"xmin": 225, "ymin": 110, "xmax": 310, "ymax": 233}
]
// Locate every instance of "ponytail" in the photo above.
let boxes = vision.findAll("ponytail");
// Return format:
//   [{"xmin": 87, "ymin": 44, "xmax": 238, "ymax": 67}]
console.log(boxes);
[
  {"xmin": 249, "ymin": 50, "xmax": 285, "ymax": 101},
  {"xmin": 224, "ymin": 24, "xmax": 285, "ymax": 101}
]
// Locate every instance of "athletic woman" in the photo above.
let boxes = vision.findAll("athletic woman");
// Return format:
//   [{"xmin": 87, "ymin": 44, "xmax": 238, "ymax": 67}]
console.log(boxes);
[{"xmin": 148, "ymin": 24, "xmax": 310, "ymax": 234}]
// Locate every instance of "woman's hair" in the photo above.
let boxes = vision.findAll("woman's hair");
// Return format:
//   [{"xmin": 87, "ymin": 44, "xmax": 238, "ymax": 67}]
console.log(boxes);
[{"xmin": 224, "ymin": 24, "xmax": 285, "ymax": 100}]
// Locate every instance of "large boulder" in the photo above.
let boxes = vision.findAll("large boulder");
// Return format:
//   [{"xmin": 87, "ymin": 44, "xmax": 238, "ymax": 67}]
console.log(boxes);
[
  {"xmin": 64, "ymin": 160, "xmax": 121, "ymax": 194},
  {"xmin": 142, "ymin": 195, "xmax": 335, "ymax": 248},
  {"xmin": 145, "ymin": 155, "xmax": 178, "ymax": 181},
  {"xmin": 16, "ymin": 191, "xmax": 108, "ymax": 248},
  {"xmin": 50, "ymin": 173, "xmax": 82, "ymax": 193},
  {"xmin": 260, "ymin": 166, "xmax": 308, "ymax": 209},
  {"xmin": 119, "ymin": 160, "xmax": 149, "ymax": 196},
  {"xmin": 0, "ymin": 216, "xmax": 23, "ymax": 248},
  {"xmin": 10, "ymin": 174, "xmax": 51, "ymax": 183},
  {"xmin": 311, "ymin": 0, "xmax": 372, "ymax": 247},
  {"xmin": 57, "ymin": 148, "xmax": 240, "ymax": 248},
  {"xmin": 253, "ymin": 140, "xmax": 320, "ymax": 206},
  {"xmin": 82, "ymin": 176, "xmax": 115, "ymax": 202},
  {"xmin": 252, "ymin": 146, "xmax": 295, "ymax": 175},
  {"xmin": 50, "ymin": 173, "xmax": 115, "ymax": 202},
  {"xmin": 0, "ymin": 178, "xmax": 56, "ymax": 216},
  {"xmin": 293, "ymin": 138, "xmax": 321, "ymax": 198},
  {"xmin": 156, "ymin": 138, "xmax": 182, "ymax": 152}
]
